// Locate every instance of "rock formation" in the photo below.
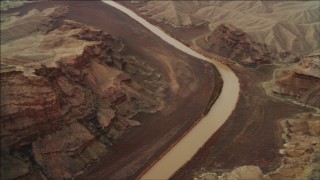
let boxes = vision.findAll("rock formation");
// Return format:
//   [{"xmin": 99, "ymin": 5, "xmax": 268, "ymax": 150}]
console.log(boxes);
[
  {"xmin": 196, "ymin": 24, "xmax": 273, "ymax": 66},
  {"xmin": 1, "ymin": 6, "xmax": 167, "ymax": 179},
  {"xmin": 264, "ymin": 54, "xmax": 320, "ymax": 108},
  {"xmin": 195, "ymin": 166, "xmax": 271, "ymax": 180},
  {"xmin": 269, "ymin": 113, "xmax": 320, "ymax": 179}
]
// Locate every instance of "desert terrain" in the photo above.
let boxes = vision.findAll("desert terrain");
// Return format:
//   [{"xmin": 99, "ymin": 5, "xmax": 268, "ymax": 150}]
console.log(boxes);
[
  {"xmin": 1, "ymin": 1, "xmax": 319, "ymax": 180},
  {"xmin": 129, "ymin": 1, "xmax": 319, "ymax": 66},
  {"xmin": 0, "ymin": 1, "xmax": 222, "ymax": 179},
  {"xmin": 122, "ymin": 1, "xmax": 320, "ymax": 179}
]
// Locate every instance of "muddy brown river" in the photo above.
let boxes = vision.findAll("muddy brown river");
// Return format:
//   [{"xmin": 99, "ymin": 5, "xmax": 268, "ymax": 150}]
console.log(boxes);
[{"xmin": 103, "ymin": 1, "xmax": 240, "ymax": 179}]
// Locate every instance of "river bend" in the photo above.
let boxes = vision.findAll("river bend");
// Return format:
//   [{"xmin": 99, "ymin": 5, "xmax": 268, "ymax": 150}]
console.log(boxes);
[{"xmin": 102, "ymin": 1, "xmax": 240, "ymax": 179}]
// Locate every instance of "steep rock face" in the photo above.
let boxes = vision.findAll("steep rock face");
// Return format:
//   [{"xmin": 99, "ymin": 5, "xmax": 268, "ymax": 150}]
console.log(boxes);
[
  {"xmin": 196, "ymin": 24, "xmax": 273, "ymax": 66},
  {"xmin": 1, "ymin": 7, "xmax": 167, "ymax": 179},
  {"xmin": 1, "ymin": 72, "xmax": 62, "ymax": 149},
  {"xmin": 32, "ymin": 122, "xmax": 106, "ymax": 179},
  {"xmin": 264, "ymin": 54, "xmax": 320, "ymax": 108}
]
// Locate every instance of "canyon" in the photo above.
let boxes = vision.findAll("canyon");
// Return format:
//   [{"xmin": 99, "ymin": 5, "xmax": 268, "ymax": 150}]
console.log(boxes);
[
  {"xmin": 121, "ymin": 0, "xmax": 320, "ymax": 179},
  {"xmin": 1, "ymin": 5, "xmax": 168, "ymax": 179},
  {"xmin": 1, "ymin": 1, "xmax": 319, "ymax": 179},
  {"xmin": 1, "ymin": 1, "xmax": 223, "ymax": 179},
  {"xmin": 100, "ymin": 1, "xmax": 239, "ymax": 179}
]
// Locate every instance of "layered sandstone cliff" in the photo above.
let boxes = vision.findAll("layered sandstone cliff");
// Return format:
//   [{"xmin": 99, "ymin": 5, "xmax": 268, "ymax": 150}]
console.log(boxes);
[
  {"xmin": 1, "ymin": 6, "xmax": 167, "ymax": 179},
  {"xmin": 264, "ymin": 54, "xmax": 320, "ymax": 108}
]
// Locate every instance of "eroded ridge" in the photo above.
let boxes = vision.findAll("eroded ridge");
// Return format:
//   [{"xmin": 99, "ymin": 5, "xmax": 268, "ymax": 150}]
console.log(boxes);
[{"xmin": 1, "ymin": 6, "xmax": 168, "ymax": 179}]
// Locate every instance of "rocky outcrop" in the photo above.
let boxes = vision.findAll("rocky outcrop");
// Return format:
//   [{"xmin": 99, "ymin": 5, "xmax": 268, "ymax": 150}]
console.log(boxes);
[
  {"xmin": 195, "ymin": 166, "xmax": 271, "ymax": 180},
  {"xmin": 1, "ymin": 72, "xmax": 62, "ymax": 149},
  {"xmin": 219, "ymin": 166, "xmax": 270, "ymax": 180},
  {"xmin": 196, "ymin": 24, "xmax": 273, "ymax": 66},
  {"xmin": 32, "ymin": 122, "xmax": 106, "ymax": 179},
  {"xmin": 1, "ymin": 7, "xmax": 167, "ymax": 179},
  {"xmin": 0, "ymin": 152, "xmax": 33, "ymax": 180},
  {"xmin": 270, "ymin": 113, "xmax": 320, "ymax": 179},
  {"xmin": 264, "ymin": 54, "xmax": 320, "ymax": 108}
]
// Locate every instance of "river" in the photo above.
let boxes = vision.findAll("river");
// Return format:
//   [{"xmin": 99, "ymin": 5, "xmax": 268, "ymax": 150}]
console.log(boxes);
[{"xmin": 102, "ymin": 1, "xmax": 240, "ymax": 179}]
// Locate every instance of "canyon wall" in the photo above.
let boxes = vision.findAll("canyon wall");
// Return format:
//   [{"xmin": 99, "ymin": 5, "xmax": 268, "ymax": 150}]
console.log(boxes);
[{"xmin": 0, "ymin": 6, "xmax": 168, "ymax": 179}]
